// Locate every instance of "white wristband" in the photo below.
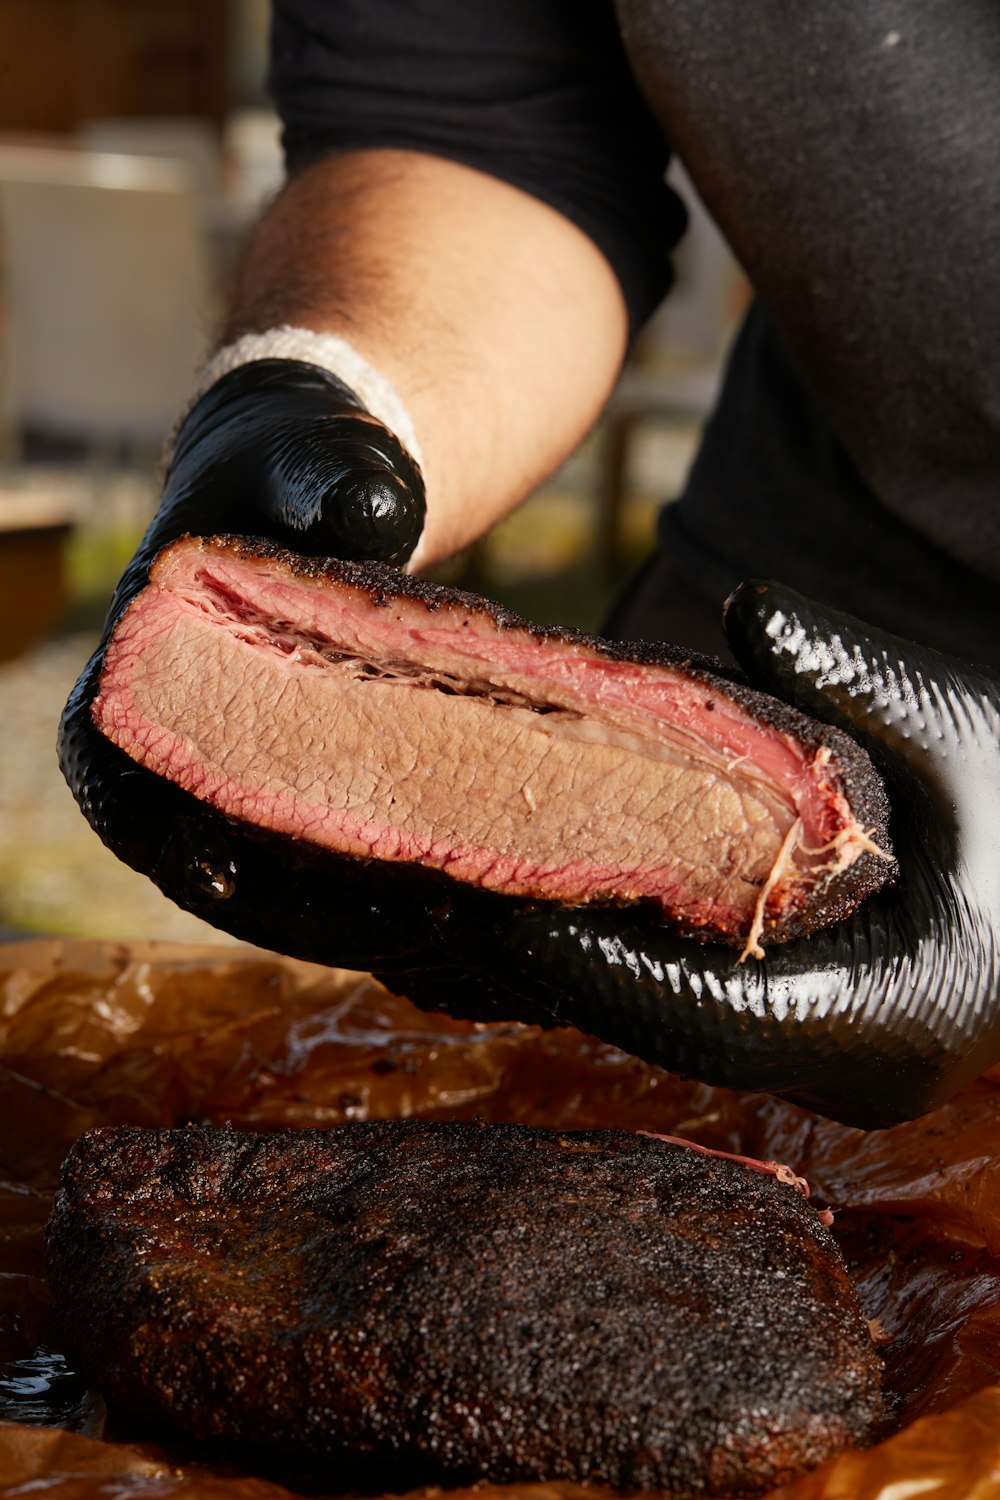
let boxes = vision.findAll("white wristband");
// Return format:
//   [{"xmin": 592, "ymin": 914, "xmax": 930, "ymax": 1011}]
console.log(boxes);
[{"xmin": 171, "ymin": 325, "xmax": 424, "ymax": 473}]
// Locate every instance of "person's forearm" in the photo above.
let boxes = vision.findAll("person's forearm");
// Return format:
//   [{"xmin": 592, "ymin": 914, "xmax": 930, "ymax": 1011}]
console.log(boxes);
[{"xmin": 221, "ymin": 149, "xmax": 629, "ymax": 569}]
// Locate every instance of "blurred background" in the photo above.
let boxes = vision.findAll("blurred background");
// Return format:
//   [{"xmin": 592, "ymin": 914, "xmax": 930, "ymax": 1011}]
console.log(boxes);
[{"xmin": 0, "ymin": 0, "xmax": 746, "ymax": 944}]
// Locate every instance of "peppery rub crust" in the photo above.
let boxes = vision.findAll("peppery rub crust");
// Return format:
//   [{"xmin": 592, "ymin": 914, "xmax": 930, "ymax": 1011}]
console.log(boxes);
[{"xmin": 47, "ymin": 1120, "xmax": 883, "ymax": 1494}]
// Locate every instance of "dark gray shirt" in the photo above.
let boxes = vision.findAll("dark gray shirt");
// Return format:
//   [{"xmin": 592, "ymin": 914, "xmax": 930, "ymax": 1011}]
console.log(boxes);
[{"xmin": 625, "ymin": 1, "xmax": 1000, "ymax": 665}]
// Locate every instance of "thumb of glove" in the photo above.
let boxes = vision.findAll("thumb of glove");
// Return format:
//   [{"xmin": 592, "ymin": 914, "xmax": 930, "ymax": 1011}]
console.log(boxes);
[
  {"xmin": 163, "ymin": 358, "xmax": 426, "ymax": 567},
  {"xmin": 724, "ymin": 579, "xmax": 1000, "ymax": 902}
]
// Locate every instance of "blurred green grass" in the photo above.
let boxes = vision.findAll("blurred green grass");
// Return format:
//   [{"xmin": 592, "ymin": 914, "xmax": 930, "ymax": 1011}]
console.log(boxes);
[{"xmin": 61, "ymin": 517, "xmax": 147, "ymax": 634}]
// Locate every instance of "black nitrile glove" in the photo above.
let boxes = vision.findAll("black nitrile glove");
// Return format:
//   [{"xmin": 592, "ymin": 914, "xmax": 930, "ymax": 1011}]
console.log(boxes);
[
  {"xmin": 60, "ymin": 375, "xmax": 1000, "ymax": 1133},
  {"xmin": 108, "ymin": 359, "xmax": 425, "ymax": 620},
  {"xmin": 389, "ymin": 582, "xmax": 1000, "ymax": 1130},
  {"xmin": 59, "ymin": 358, "xmax": 426, "ymax": 899}
]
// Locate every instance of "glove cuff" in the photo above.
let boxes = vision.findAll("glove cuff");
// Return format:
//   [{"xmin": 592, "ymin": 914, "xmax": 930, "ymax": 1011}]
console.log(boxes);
[{"xmin": 169, "ymin": 325, "xmax": 424, "ymax": 473}]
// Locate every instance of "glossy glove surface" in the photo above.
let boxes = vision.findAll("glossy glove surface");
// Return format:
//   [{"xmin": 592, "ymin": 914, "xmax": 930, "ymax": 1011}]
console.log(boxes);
[
  {"xmin": 108, "ymin": 358, "xmax": 425, "ymax": 622},
  {"xmin": 58, "ymin": 358, "xmax": 427, "ymax": 952},
  {"xmin": 391, "ymin": 583, "xmax": 1000, "ymax": 1129},
  {"xmin": 61, "ymin": 382, "xmax": 999, "ymax": 1131}
]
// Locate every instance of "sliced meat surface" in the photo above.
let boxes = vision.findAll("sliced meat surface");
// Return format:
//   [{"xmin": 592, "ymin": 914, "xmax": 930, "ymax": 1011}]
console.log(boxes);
[
  {"xmin": 90, "ymin": 536, "xmax": 893, "ymax": 951},
  {"xmin": 46, "ymin": 1121, "xmax": 883, "ymax": 1493}
]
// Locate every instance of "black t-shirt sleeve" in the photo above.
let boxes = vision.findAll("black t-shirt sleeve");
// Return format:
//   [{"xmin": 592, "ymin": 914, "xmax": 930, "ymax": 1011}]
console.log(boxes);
[{"xmin": 268, "ymin": 0, "xmax": 685, "ymax": 333}]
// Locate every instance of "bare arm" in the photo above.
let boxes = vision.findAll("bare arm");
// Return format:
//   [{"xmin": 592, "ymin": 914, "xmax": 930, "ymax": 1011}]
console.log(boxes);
[{"xmin": 222, "ymin": 148, "xmax": 629, "ymax": 569}]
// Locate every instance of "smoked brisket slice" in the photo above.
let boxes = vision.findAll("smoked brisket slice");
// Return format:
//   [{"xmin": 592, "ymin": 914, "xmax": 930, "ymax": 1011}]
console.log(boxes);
[
  {"xmin": 88, "ymin": 536, "xmax": 893, "ymax": 952},
  {"xmin": 47, "ymin": 1121, "xmax": 882, "ymax": 1492}
]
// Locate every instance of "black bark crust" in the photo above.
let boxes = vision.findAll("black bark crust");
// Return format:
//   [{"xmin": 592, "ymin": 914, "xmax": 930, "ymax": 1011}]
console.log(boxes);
[{"xmin": 47, "ymin": 1120, "xmax": 883, "ymax": 1494}]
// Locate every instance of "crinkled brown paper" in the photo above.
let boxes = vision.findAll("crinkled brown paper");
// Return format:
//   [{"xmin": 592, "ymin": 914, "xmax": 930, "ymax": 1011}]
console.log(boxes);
[{"xmin": 1, "ymin": 938, "xmax": 999, "ymax": 1498}]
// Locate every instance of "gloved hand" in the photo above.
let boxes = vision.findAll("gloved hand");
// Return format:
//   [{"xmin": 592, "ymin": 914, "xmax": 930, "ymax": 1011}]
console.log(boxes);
[
  {"xmin": 391, "ymin": 581, "xmax": 1000, "ymax": 1130},
  {"xmin": 106, "ymin": 358, "xmax": 426, "ymax": 620},
  {"xmin": 59, "ymin": 357, "xmax": 426, "ymax": 921},
  {"xmin": 60, "ymin": 366, "xmax": 1000, "ymax": 1134}
]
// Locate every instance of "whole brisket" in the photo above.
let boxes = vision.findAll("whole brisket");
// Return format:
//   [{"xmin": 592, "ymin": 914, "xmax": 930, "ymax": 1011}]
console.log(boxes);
[
  {"xmin": 79, "ymin": 535, "xmax": 893, "ymax": 957},
  {"xmin": 47, "ymin": 1120, "xmax": 882, "ymax": 1493}
]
